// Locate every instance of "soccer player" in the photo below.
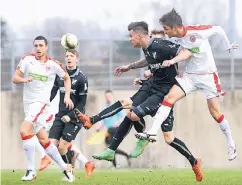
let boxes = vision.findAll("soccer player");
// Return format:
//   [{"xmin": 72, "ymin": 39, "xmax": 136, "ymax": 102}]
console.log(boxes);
[
  {"xmin": 76, "ymin": 22, "xmax": 203, "ymax": 181},
  {"xmin": 48, "ymin": 49, "xmax": 95, "ymax": 179},
  {"xmin": 136, "ymin": 9, "xmax": 237, "ymax": 161},
  {"xmin": 12, "ymin": 36, "xmax": 75, "ymax": 182},
  {"xmin": 95, "ymin": 90, "xmax": 131, "ymax": 168}
]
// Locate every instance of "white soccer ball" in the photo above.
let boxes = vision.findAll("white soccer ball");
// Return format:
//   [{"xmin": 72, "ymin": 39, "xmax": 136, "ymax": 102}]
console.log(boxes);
[{"xmin": 61, "ymin": 33, "xmax": 78, "ymax": 49}]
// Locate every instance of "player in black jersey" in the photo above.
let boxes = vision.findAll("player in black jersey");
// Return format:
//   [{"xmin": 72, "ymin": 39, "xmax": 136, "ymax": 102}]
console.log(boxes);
[
  {"xmin": 48, "ymin": 49, "xmax": 95, "ymax": 178},
  {"xmin": 76, "ymin": 21, "xmax": 199, "ymax": 171}
]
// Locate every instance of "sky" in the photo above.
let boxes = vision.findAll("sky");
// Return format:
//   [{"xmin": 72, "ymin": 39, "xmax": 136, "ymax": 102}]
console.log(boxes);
[{"xmin": 1, "ymin": 0, "xmax": 242, "ymax": 38}]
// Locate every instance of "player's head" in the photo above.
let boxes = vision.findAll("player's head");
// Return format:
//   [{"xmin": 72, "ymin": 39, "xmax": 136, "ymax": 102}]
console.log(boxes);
[
  {"xmin": 104, "ymin": 90, "xmax": 114, "ymax": 104},
  {"xmin": 159, "ymin": 8, "xmax": 183, "ymax": 37},
  {"xmin": 65, "ymin": 49, "xmax": 79, "ymax": 70},
  {"xmin": 150, "ymin": 29, "xmax": 165, "ymax": 38},
  {"xmin": 33, "ymin": 36, "xmax": 48, "ymax": 58},
  {"xmin": 128, "ymin": 21, "xmax": 149, "ymax": 48}
]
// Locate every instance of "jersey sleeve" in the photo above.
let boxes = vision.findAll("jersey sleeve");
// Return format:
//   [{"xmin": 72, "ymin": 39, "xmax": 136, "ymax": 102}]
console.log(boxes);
[
  {"xmin": 16, "ymin": 58, "xmax": 27, "ymax": 73},
  {"xmin": 165, "ymin": 40, "xmax": 184, "ymax": 57},
  {"xmin": 198, "ymin": 26, "xmax": 231, "ymax": 50},
  {"xmin": 52, "ymin": 60, "xmax": 66, "ymax": 78}
]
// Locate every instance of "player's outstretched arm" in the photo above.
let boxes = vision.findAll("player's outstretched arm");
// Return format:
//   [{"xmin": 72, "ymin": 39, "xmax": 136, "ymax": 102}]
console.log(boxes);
[
  {"xmin": 162, "ymin": 49, "xmax": 192, "ymax": 67},
  {"xmin": 115, "ymin": 58, "xmax": 148, "ymax": 76},
  {"xmin": 12, "ymin": 70, "xmax": 32, "ymax": 84}
]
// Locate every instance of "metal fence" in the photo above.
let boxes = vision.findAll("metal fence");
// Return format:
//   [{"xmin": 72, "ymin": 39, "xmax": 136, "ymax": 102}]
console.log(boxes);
[{"xmin": 1, "ymin": 38, "xmax": 242, "ymax": 91}]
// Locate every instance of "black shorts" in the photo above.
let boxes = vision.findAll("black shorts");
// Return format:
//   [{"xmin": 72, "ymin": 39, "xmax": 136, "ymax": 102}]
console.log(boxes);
[
  {"xmin": 105, "ymin": 127, "xmax": 118, "ymax": 145},
  {"xmin": 130, "ymin": 80, "xmax": 172, "ymax": 117},
  {"xmin": 48, "ymin": 118, "xmax": 82, "ymax": 142}
]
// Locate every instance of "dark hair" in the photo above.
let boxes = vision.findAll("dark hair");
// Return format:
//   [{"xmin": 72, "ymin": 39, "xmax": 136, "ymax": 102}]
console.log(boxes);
[
  {"xmin": 159, "ymin": 8, "xmax": 183, "ymax": 28},
  {"xmin": 151, "ymin": 29, "xmax": 165, "ymax": 35},
  {"xmin": 33, "ymin": 36, "xmax": 48, "ymax": 45},
  {"xmin": 105, "ymin": 90, "xmax": 112, "ymax": 94},
  {"xmin": 65, "ymin": 49, "xmax": 79, "ymax": 58},
  {"xmin": 127, "ymin": 21, "xmax": 149, "ymax": 35}
]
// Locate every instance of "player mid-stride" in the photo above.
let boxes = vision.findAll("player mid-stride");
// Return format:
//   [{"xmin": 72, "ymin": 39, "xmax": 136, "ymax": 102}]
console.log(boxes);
[{"xmin": 12, "ymin": 36, "xmax": 75, "ymax": 182}]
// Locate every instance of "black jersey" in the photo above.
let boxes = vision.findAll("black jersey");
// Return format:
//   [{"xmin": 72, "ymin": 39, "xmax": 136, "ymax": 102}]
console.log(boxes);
[
  {"xmin": 142, "ymin": 38, "xmax": 182, "ymax": 87},
  {"xmin": 50, "ymin": 67, "xmax": 88, "ymax": 120}
]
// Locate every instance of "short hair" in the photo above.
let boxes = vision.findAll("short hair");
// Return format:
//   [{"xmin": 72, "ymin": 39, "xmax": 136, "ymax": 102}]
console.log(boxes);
[
  {"xmin": 159, "ymin": 8, "xmax": 183, "ymax": 28},
  {"xmin": 127, "ymin": 21, "xmax": 149, "ymax": 35},
  {"xmin": 33, "ymin": 36, "xmax": 48, "ymax": 45},
  {"xmin": 105, "ymin": 90, "xmax": 112, "ymax": 94},
  {"xmin": 65, "ymin": 49, "xmax": 79, "ymax": 58},
  {"xmin": 151, "ymin": 29, "xmax": 165, "ymax": 36}
]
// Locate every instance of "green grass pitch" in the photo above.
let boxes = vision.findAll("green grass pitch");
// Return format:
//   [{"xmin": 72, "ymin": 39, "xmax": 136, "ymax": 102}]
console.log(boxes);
[{"xmin": 1, "ymin": 169, "xmax": 242, "ymax": 185}]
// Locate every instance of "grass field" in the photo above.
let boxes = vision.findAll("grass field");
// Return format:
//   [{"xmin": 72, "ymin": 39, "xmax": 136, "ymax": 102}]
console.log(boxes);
[{"xmin": 1, "ymin": 169, "xmax": 242, "ymax": 185}]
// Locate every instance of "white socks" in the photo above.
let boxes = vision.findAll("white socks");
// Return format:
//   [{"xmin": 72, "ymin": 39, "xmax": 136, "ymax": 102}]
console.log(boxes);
[
  {"xmin": 71, "ymin": 145, "xmax": 89, "ymax": 164},
  {"xmin": 218, "ymin": 115, "xmax": 235, "ymax": 147},
  {"xmin": 22, "ymin": 135, "xmax": 36, "ymax": 171},
  {"xmin": 33, "ymin": 135, "xmax": 46, "ymax": 159},
  {"xmin": 147, "ymin": 103, "xmax": 172, "ymax": 135},
  {"xmin": 44, "ymin": 141, "xmax": 67, "ymax": 171}
]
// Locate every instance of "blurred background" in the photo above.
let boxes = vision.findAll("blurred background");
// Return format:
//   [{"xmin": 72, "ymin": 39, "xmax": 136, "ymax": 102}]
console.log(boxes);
[{"xmin": 1, "ymin": 0, "xmax": 242, "ymax": 170}]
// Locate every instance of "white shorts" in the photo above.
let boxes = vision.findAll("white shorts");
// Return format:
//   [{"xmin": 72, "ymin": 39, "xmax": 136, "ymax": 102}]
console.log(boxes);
[
  {"xmin": 24, "ymin": 102, "xmax": 49, "ymax": 134},
  {"xmin": 175, "ymin": 72, "xmax": 225, "ymax": 99},
  {"xmin": 44, "ymin": 114, "xmax": 54, "ymax": 133}
]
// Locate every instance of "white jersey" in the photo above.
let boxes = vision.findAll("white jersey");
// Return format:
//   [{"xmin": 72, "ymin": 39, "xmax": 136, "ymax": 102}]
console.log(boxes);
[
  {"xmin": 17, "ymin": 53, "xmax": 66, "ymax": 104},
  {"xmin": 174, "ymin": 25, "xmax": 230, "ymax": 74}
]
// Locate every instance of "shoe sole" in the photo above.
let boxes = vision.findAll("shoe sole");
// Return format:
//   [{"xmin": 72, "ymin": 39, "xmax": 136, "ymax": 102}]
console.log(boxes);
[
  {"xmin": 135, "ymin": 134, "xmax": 157, "ymax": 142},
  {"xmin": 92, "ymin": 156, "xmax": 114, "ymax": 161},
  {"xmin": 228, "ymin": 153, "xmax": 237, "ymax": 161}
]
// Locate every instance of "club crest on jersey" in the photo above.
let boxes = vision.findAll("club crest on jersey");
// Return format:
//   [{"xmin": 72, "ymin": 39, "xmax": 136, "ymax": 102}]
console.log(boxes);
[
  {"xmin": 46, "ymin": 66, "xmax": 51, "ymax": 71},
  {"xmin": 152, "ymin": 52, "xmax": 157, "ymax": 59},
  {"xmin": 72, "ymin": 79, "xmax": 77, "ymax": 85},
  {"xmin": 190, "ymin": 36, "xmax": 196, "ymax": 42}
]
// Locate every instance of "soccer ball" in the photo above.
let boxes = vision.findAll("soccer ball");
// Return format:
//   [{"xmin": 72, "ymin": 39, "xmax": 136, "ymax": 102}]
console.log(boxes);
[{"xmin": 61, "ymin": 33, "xmax": 78, "ymax": 49}]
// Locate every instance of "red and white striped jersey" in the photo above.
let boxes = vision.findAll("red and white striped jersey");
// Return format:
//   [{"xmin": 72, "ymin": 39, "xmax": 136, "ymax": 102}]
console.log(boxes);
[
  {"xmin": 174, "ymin": 25, "xmax": 231, "ymax": 74},
  {"xmin": 17, "ymin": 53, "xmax": 66, "ymax": 104}
]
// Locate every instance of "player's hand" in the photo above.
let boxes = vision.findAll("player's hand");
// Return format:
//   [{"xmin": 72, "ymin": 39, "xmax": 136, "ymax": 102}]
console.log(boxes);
[
  {"xmin": 228, "ymin": 42, "xmax": 238, "ymax": 52},
  {"xmin": 114, "ymin": 65, "xmax": 130, "ymax": 76},
  {"xmin": 61, "ymin": 115, "xmax": 71, "ymax": 123},
  {"xmin": 64, "ymin": 97, "xmax": 74, "ymax": 110},
  {"xmin": 144, "ymin": 70, "xmax": 152, "ymax": 78},
  {"xmin": 161, "ymin": 60, "xmax": 175, "ymax": 68},
  {"xmin": 133, "ymin": 78, "xmax": 143, "ymax": 86},
  {"xmin": 23, "ymin": 77, "xmax": 33, "ymax": 83}
]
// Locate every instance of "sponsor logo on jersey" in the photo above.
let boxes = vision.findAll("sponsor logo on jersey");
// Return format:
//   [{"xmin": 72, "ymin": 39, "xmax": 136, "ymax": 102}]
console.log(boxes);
[
  {"xmin": 189, "ymin": 47, "xmax": 200, "ymax": 53},
  {"xmin": 28, "ymin": 73, "xmax": 48, "ymax": 82},
  {"xmin": 149, "ymin": 63, "xmax": 162, "ymax": 70}
]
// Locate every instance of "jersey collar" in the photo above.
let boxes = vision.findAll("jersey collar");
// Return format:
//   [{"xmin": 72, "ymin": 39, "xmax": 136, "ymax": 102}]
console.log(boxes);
[
  {"xmin": 180, "ymin": 26, "xmax": 187, "ymax": 38},
  {"xmin": 68, "ymin": 67, "xmax": 80, "ymax": 77},
  {"xmin": 34, "ymin": 55, "xmax": 49, "ymax": 63}
]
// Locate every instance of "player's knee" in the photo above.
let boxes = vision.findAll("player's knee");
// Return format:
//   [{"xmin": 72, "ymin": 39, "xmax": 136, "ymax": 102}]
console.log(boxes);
[
  {"xmin": 163, "ymin": 132, "xmax": 174, "ymax": 144},
  {"xmin": 129, "ymin": 112, "xmax": 140, "ymax": 121},
  {"xmin": 208, "ymin": 107, "xmax": 222, "ymax": 120},
  {"xmin": 120, "ymin": 98, "xmax": 132, "ymax": 108}
]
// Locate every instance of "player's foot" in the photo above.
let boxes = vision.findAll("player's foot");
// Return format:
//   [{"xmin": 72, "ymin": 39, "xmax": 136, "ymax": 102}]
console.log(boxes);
[
  {"xmin": 135, "ymin": 132, "xmax": 157, "ymax": 142},
  {"xmin": 63, "ymin": 164, "xmax": 75, "ymax": 182},
  {"xmin": 92, "ymin": 148, "xmax": 115, "ymax": 161},
  {"xmin": 228, "ymin": 144, "xmax": 237, "ymax": 161},
  {"xmin": 74, "ymin": 109, "xmax": 93, "ymax": 129},
  {"xmin": 192, "ymin": 159, "xmax": 203, "ymax": 182},
  {"xmin": 38, "ymin": 155, "xmax": 51, "ymax": 171},
  {"xmin": 21, "ymin": 170, "xmax": 37, "ymax": 181},
  {"xmin": 129, "ymin": 139, "xmax": 149, "ymax": 158},
  {"xmin": 85, "ymin": 161, "xmax": 95, "ymax": 178}
]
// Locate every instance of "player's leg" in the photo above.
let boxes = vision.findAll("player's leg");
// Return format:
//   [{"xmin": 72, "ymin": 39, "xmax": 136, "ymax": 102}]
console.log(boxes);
[
  {"xmin": 59, "ymin": 122, "xmax": 95, "ymax": 178},
  {"xmin": 33, "ymin": 135, "xmax": 51, "ymax": 171},
  {"xmin": 36, "ymin": 128, "xmax": 74, "ymax": 182},
  {"xmin": 19, "ymin": 120, "xmax": 36, "ymax": 181},
  {"xmin": 161, "ymin": 110, "xmax": 203, "ymax": 182},
  {"xmin": 142, "ymin": 75, "xmax": 196, "ymax": 137},
  {"xmin": 202, "ymin": 72, "xmax": 236, "ymax": 160},
  {"xmin": 77, "ymin": 97, "xmax": 133, "ymax": 128},
  {"xmin": 92, "ymin": 88, "xmax": 150, "ymax": 161}
]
